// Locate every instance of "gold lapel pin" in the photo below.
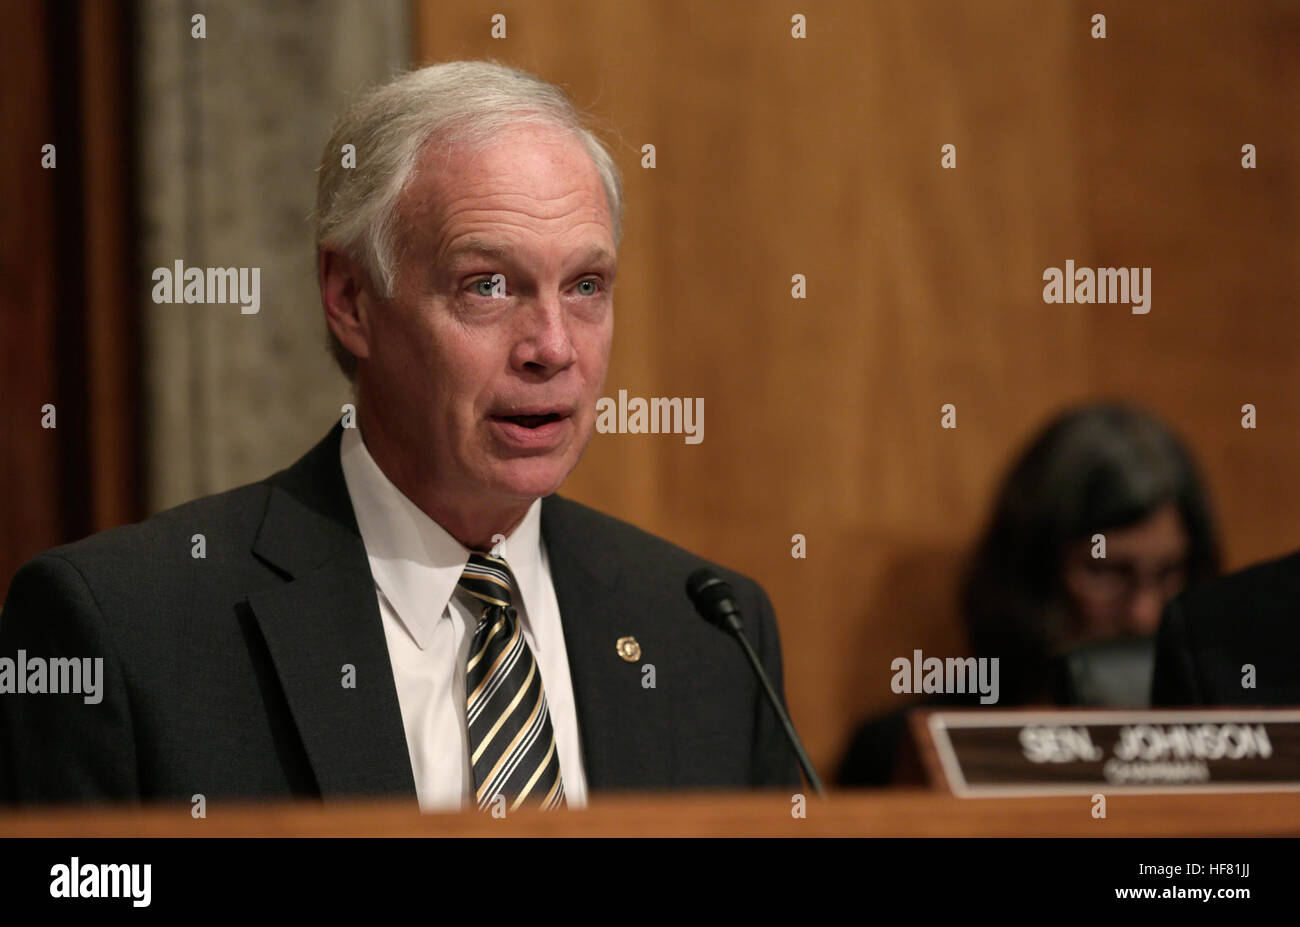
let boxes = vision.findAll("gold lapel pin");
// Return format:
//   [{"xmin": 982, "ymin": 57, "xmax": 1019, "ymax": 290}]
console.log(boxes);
[{"xmin": 615, "ymin": 636, "xmax": 641, "ymax": 662}]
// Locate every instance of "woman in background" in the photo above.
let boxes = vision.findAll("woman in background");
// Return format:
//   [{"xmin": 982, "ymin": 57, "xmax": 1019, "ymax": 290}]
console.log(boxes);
[{"xmin": 838, "ymin": 402, "xmax": 1221, "ymax": 786}]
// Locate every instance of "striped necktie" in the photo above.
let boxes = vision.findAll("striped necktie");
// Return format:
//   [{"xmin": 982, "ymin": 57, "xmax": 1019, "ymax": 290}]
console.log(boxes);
[{"xmin": 459, "ymin": 552, "xmax": 566, "ymax": 811}]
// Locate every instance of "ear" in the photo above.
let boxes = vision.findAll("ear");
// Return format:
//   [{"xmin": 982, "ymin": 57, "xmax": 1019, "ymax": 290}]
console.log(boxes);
[{"xmin": 319, "ymin": 248, "xmax": 377, "ymax": 364}]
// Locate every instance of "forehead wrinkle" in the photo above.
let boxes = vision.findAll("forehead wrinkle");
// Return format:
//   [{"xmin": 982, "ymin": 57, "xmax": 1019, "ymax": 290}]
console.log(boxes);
[
  {"xmin": 433, "ymin": 201, "xmax": 613, "ymax": 264},
  {"xmin": 436, "ymin": 188, "xmax": 610, "ymax": 229},
  {"xmin": 396, "ymin": 137, "xmax": 614, "ymax": 282},
  {"xmin": 427, "ymin": 149, "xmax": 610, "ymax": 225},
  {"xmin": 397, "ymin": 199, "xmax": 609, "ymax": 281},
  {"xmin": 414, "ymin": 181, "xmax": 610, "ymax": 235},
  {"xmin": 438, "ymin": 234, "xmax": 617, "ymax": 280}
]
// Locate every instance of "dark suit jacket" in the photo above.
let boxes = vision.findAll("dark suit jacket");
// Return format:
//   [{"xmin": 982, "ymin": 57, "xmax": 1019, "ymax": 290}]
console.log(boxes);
[
  {"xmin": 0, "ymin": 424, "xmax": 799, "ymax": 805},
  {"xmin": 837, "ymin": 692, "xmax": 984, "ymax": 787},
  {"xmin": 1151, "ymin": 548, "xmax": 1300, "ymax": 706}
]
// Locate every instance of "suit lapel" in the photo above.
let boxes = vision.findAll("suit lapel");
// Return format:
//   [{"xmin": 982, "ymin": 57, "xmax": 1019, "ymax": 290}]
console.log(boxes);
[
  {"xmin": 246, "ymin": 425, "xmax": 416, "ymax": 800},
  {"xmin": 542, "ymin": 497, "xmax": 672, "ymax": 791},
  {"xmin": 242, "ymin": 426, "xmax": 668, "ymax": 798}
]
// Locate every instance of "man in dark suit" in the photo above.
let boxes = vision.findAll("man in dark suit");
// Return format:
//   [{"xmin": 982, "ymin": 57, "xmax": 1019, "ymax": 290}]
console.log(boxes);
[
  {"xmin": 1151, "ymin": 548, "xmax": 1300, "ymax": 706},
  {"xmin": 0, "ymin": 60, "xmax": 798, "ymax": 808}
]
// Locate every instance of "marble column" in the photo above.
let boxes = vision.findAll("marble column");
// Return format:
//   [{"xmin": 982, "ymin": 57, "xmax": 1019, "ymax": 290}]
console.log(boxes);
[{"xmin": 136, "ymin": 0, "xmax": 409, "ymax": 511}]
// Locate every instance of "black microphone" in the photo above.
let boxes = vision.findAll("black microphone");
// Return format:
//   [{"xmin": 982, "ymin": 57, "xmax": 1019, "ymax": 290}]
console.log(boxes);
[{"xmin": 686, "ymin": 568, "xmax": 825, "ymax": 796}]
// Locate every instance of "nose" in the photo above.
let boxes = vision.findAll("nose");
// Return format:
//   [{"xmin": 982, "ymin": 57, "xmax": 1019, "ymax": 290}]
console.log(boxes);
[
  {"xmin": 511, "ymin": 292, "xmax": 577, "ymax": 373},
  {"xmin": 1125, "ymin": 586, "xmax": 1166, "ymax": 636}
]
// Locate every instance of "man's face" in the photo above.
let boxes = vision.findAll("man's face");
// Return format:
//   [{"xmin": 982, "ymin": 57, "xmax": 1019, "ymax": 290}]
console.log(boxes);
[{"xmin": 361, "ymin": 124, "xmax": 616, "ymax": 510}]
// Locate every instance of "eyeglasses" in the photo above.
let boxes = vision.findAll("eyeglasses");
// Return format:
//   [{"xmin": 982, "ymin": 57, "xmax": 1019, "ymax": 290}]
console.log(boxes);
[{"xmin": 1063, "ymin": 557, "xmax": 1189, "ymax": 605}]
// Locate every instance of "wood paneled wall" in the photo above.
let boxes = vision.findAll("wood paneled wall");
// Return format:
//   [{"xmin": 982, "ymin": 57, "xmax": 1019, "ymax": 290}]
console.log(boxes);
[
  {"xmin": 414, "ymin": 0, "xmax": 1298, "ymax": 776},
  {"xmin": 0, "ymin": 1, "xmax": 60, "ymax": 577},
  {"xmin": 0, "ymin": 0, "xmax": 141, "ymax": 590}
]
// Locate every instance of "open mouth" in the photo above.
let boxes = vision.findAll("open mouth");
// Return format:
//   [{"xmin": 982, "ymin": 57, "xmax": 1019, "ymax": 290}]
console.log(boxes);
[{"xmin": 494, "ymin": 412, "xmax": 566, "ymax": 429}]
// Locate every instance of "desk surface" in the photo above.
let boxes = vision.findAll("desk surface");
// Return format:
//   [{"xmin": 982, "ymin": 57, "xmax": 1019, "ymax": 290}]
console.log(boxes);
[{"xmin": 2, "ymin": 789, "xmax": 1298, "ymax": 837}]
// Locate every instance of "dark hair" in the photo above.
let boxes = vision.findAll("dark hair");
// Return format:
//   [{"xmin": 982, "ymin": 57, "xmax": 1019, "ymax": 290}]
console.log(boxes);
[{"xmin": 960, "ymin": 402, "xmax": 1220, "ymax": 703}]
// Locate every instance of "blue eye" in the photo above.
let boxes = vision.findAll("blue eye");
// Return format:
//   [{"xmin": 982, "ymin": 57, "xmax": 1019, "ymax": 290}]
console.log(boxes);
[
  {"xmin": 575, "ymin": 279, "xmax": 598, "ymax": 296},
  {"xmin": 473, "ymin": 278, "xmax": 499, "ymax": 297}
]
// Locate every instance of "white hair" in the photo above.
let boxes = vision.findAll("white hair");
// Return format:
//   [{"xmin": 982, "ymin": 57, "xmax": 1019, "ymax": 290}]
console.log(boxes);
[{"xmin": 313, "ymin": 60, "xmax": 624, "ymax": 378}]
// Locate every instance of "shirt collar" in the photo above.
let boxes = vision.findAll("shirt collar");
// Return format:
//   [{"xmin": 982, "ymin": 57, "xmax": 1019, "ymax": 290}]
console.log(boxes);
[{"xmin": 338, "ymin": 424, "xmax": 545, "ymax": 651}]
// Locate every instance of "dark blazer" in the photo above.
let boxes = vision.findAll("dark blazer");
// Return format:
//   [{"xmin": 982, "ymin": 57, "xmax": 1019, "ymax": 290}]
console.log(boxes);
[
  {"xmin": 837, "ymin": 692, "xmax": 983, "ymax": 788},
  {"xmin": 0, "ymin": 424, "xmax": 799, "ymax": 805},
  {"xmin": 1151, "ymin": 548, "xmax": 1300, "ymax": 706}
]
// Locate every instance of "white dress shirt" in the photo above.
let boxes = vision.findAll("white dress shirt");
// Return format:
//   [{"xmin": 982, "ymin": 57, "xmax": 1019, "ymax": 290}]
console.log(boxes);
[{"xmin": 339, "ymin": 424, "xmax": 588, "ymax": 811}]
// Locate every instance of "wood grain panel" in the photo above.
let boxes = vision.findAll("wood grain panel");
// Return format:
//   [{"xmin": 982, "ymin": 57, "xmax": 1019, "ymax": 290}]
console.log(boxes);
[
  {"xmin": 4, "ymin": 790, "xmax": 1300, "ymax": 837},
  {"xmin": 0, "ymin": 1, "xmax": 61, "ymax": 584},
  {"xmin": 1, "ymin": 0, "xmax": 141, "ymax": 590}
]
